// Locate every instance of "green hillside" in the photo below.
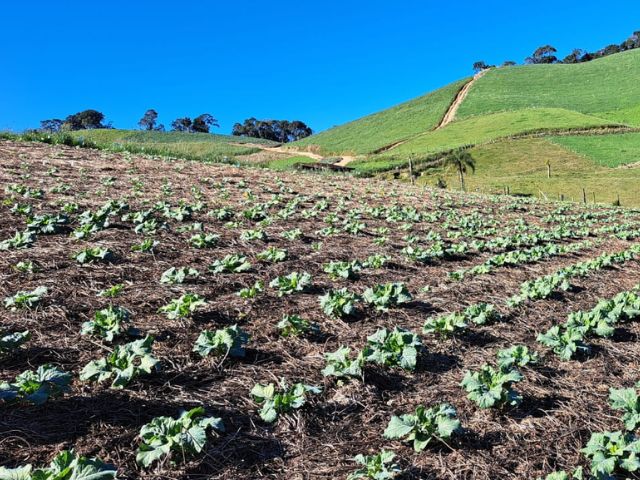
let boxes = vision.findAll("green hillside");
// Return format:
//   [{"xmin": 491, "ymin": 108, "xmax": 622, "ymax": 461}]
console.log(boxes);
[
  {"xmin": 457, "ymin": 49, "xmax": 640, "ymax": 124},
  {"xmin": 69, "ymin": 129, "xmax": 277, "ymax": 162},
  {"xmin": 292, "ymin": 78, "xmax": 468, "ymax": 155}
]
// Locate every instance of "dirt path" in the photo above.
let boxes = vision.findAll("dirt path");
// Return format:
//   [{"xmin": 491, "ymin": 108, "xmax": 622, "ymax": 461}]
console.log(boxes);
[
  {"xmin": 234, "ymin": 142, "xmax": 357, "ymax": 166},
  {"xmin": 436, "ymin": 69, "xmax": 486, "ymax": 129}
]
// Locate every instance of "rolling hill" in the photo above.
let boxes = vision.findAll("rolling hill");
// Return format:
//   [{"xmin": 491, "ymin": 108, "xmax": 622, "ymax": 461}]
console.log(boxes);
[{"xmin": 288, "ymin": 48, "xmax": 640, "ymax": 205}]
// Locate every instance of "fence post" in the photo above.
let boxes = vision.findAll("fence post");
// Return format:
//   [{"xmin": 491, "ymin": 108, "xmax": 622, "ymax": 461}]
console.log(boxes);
[{"xmin": 582, "ymin": 188, "xmax": 587, "ymax": 204}]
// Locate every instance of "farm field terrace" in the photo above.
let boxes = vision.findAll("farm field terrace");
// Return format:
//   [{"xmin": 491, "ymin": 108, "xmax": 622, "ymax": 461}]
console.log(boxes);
[{"xmin": 3, "ymin": 141, "xmax": 640, "ymax": 479}]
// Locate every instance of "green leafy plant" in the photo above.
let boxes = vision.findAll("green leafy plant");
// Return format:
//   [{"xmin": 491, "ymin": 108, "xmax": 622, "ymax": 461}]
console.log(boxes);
[
  {"xmin": 423, "ymin": 312, "xmax": 468, "ymax": 337},
  {"xmin": 362, "ymin": 283, "xmax": 412, "ymax": 312},
  {"xmin": 160, "ymin": 266, "xmax": 200, "ymax": 285},
  {"xmin": 136, "ymin": 407, "xmax": 224, "ymax": 468},
  {"xmin": 319, "ymin": 288, "xmax": 359, "ymax": 318},
  {"xmin": 347, "ymin": 450, "xmax": 402, "ymax": 480},
  {"xmin": 98, "ymin": 283, "xmax": 125, "ymax": 298},
  {"xmin": 0, "ymin": 364, "xmax": 71, "ymax": 405},
  {"xmin": 250, "ymin": 379, "xmax": 321, "ymax": 423},
  {"xmin": 257, "ymin": 246, "xmax": 288, "ymax": 263},
  {"xmin": 363, "ymin": 327, "xmax": 422, "ymax": 371},
  {"xmin": 269, "ymin": 271, "xmax": 312, "ymax": 296},
  {"xmin": 193, "ymin": 325, "xmax": 249, "ymax": 359},
  {"xmin": 322, "ymin": 346, "xmax": 364, "ymax": 380},
  {"xmin": 4, "ymin": 286, "xmax": 47, "ymax": 311},
  {"xmin": 277, "ymin": 314, "xmax": 317, "ymax": 337},
  {"xmin": 159, "ymin": 293, "xmax": 207, "ymax": 319},
  {"xmin": 464, "ymin": 303, "xmax": 500, "ymax": 325},
  {"xmin": 383, "ymin": 403, "xmax": 461, "ymax": 451},
  {"xmin": 609, "ymin": 387, "xmax": 640, "ymax": 431},
  {"xmin": 73, "ymin": 246, "xmax": 113, "ymax": 264},
  {"xmin": 496, "ymin": 345, "xmax": 539, "ymax": 370},
  {"xmin": 0, "ymin": 330, "xmax": 30, "ymax": 354},
  {"xmin": 537, "ymin": 325, "xmax": 590, "ymax": 360},
  {"xmin": 460, "ymin": 365, "xmax": 523, "ymax": 409},
  {"xmin": 209, "ymin": 254, "xmax": 251, "ymax": 273},
  {"xmin": 238, "ymin": 280, "xmax": 264, "ymax": 299},
  {"xmin": 131, "ymin": 238, "xmax": 159, "ymax": 253},
  {"xmin": 323, "ymin": 260, "xmax": 362, "ymax": 280},
  {"xmin": 581, "ymin": 430, "xmax": 640, "ymax": 478},
  {"xmin": 189, "ymin": 232, "xmax": 219, "ymax": 249},
  {"xmin": 80, "ymin": 336, "xmax": 159, "ymax": 388},
  {"xmin": 0, "ymin": 449, "xmax": 117, "ymax": 479},
  {"xmin": 0, "ymin": 230, "xmax": 35, "ymax": 250},
  {"xmin": 81, "ymin": 306, "xmax": 130, "ymax": 342}
]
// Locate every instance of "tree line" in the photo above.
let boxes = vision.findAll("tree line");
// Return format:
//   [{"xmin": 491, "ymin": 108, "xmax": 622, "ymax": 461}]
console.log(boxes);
[
  {"xmin": 38, "ymin": 109, "xmax": 313, "ymax": 143},
  {"xmin": 473, "ymin": 29, "xmax": 640, "ymax": 72}
]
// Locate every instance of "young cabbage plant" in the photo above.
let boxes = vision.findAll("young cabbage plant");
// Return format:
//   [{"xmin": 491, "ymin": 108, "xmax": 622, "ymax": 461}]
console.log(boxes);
[
  {"xmin": 460, "ymin": 365, "xmax": 523, "ymax": 409},
  {"xmin": 81, "ymin": 305, "xmax": 131, "ymax": 342},
  {"xmin": 4, "ymin": 286, "xmax": 47, "ymax": 311},
  {"xmin": 80, "ymin": 336, "xmax": 159, "ymax": 389},
  {"xmin": 423, "ymin": 312, "xmax": 468, "ymax": 337},
  {"xmin": 347, "ymin": 450, "xmax": 402, "ymax": 480},
  {"xmin": 581, "ymin": 430, "xmax": 640, "ymax": 478},
  {"xmin": 0, "ymin": 364, "xmax": 71, "ymax": 405},
  {"xmin": 383, "ymin": 403, "xmax": 461, "ymax": 451},
  {"xmin": 362, "ymin": 283, "xmax": 412, "ymax": 312},
  {"xmin": 160, "ymin": 266, "xmax": 200, "ymax": 285},
  {"xmin": 496, "ymin": 345, "xmax": 539, "ymax": 370},
  {"xmin": 159, "ymin": 293, "xmax": 207, "ymax": 320},
  {"xmin": 322, "ymin": 346, "xmax": 364, "ymax": 381},
  {"xmin": 136, "ymin": 407, "xmax": 224, "ymax": 468},
  {"xmin": 250, "ymin": 379, "xmax": 321, "ymax": 423},
  {"xmin": 193, "ymin": 325, "xmax": 249, "ymax": 359},
  {"xmin": 257, "ymin": 246, "xmax": 288, "ymax": 263},
  {"xmin": 277, "ymin": 314, "xmax": 317, "ymax": 337},
  {"xmin": 323, "ymin": 260, "xmax": 362, "ymax": 281},
  {"xmin": 0, "ymin": 330, "xmax": 30, "ymax": 354},
  {"xmin": 0, "ymin": 450, "xmax": 117, "ymax": 479},
  {"xmin": 237, "ymin": 281, "xmax": 264, "ymax": 299},
  {"xmin": 609, "ymin": 387, "xmax": 640, "ymax": 431},
  {"xmin": 363, "ymin": 327, "xmax": 422, "ymax": 371},
  {"xmin": 319, "ymin": 288, "xmax": 359, "ymax": 319},
  {"xmin": 209, "ymin": 254, "xmax": 251, "ymax": 273},
  {"xmin": 537, "ymin": 325, "xmax": 590, "ymax": 361},
  {"xmin": 269, "ymin": 272, "xmax": 312, "ymax": 296},
  {"xmin": 73, "ymin": 246, "xmax": 114, "ymax": 264}
]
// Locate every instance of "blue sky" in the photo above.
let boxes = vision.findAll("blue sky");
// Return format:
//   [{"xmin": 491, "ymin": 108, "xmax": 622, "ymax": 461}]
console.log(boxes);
[{"xmin": 1, "ymin": 0, "xmax": 639, "ymax": 134}]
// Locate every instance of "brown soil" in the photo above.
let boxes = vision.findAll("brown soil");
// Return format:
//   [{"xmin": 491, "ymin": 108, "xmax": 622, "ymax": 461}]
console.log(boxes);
[{"xmin": 1, "ymin": 141, "xmax": 640, "ymax": 479}]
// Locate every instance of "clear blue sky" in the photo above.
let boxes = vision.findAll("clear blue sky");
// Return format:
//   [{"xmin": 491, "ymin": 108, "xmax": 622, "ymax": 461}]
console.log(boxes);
[{"xmin": 1, "ymin": 0, "xmax": 639, "ymax": 134}]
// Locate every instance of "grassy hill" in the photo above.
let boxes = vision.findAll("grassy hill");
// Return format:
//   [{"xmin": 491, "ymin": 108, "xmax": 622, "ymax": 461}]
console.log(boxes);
[
  {"xmin": 67, "ymin": 129, "xmax": 283, "ymax": 164},
  {"xmin": 288, "ymin": 49, "xmax": 640, "ymax": 206},
  {"xmin": 292, "ymin": 78, "xmax": 469, "ymax": 155},
  {"xmin": 457, "ymin": 49, "xmax": 640, "ymax": 125}
]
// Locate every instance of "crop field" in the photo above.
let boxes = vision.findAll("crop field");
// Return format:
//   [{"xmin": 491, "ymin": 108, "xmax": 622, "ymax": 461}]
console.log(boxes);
[{"xmin": 4, "ymin": 140, "xmax": 640, "ymax": 479}]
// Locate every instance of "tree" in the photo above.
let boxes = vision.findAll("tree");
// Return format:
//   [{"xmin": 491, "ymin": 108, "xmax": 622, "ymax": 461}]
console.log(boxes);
[
  {"xmin": 525, "ymin": 45, "xmax": 558, "ymax": 64},
  {"xmin": 562, "ymin": 49, "xmax": 587, "ymax": 64},
  {"xmin": 62, "ymin": 109, "xmax": 107, "ymax": 130},
  {"xmin": 171, "ymin": 117, "xmax": 192, "ymax": 132},
  {"xmin": 599, "ymin": 44, "xmax": 621, "ymax": 57},
  {"xmin": 138, "ymin": 109, "xmax": 159, "ymax": 131},
  {"xmin": 442, "ymin": 149, "xmax": 475, "ymax": 192},
  {"xmin": 39, "ymin": 119, "xmax": 64, "ymax": 133},
  {"xmin": 191, "ymin": 113, "xmax": 219, "ymax": 133},
  {"xmin": 502, "ymin": 60, "xmax": 516, "ymax": 67},
  {"xmin": 232, "ymin": 118, "xmax": 312, "ymax": 143},
  {"xmin": 472, "ymin": 61, "xmax": 489, "ymax": 73}
]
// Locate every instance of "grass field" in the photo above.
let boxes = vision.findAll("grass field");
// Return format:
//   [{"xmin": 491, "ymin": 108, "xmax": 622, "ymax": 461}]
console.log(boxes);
[
  {"xmin": 71, "ymin": 129, "xmax": 277, "ymax": 145},
  {"xmin": 415, "ymin": 138, "xmax": 640, "ymax": 206},
  {"xmin": 550, "ymin": 132, "xmax": 640, "ymax": 167},
  {"xmin": 66, "ymin": 129, "xmax": 277, "ymax": 162},
  {"xmin": 457, "ymin": 49, "xmax": 640, "ymax": 123},
  {"xmin": 292, "ymin": 79, "xmax": 469, "ymax": 155}
]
